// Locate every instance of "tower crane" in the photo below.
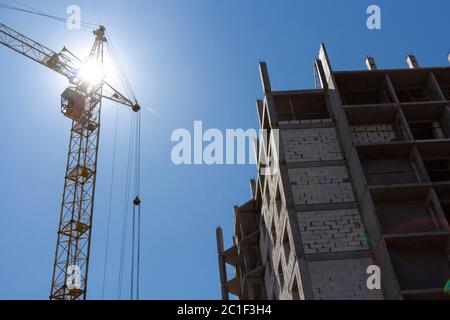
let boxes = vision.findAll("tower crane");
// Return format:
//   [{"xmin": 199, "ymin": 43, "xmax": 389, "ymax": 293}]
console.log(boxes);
[{"xmin": 0, "ymin": 22, "xmax": 141, "ymax": 300}]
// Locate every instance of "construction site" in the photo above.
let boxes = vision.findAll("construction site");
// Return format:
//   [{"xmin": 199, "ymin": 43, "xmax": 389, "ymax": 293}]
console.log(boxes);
[
  {"xmin": 217, "ymin": 46, "xmax": 450, "ymax": 300},
  {"xmin": 1, "ymin": 1, "xmax": 449, "ymax": 303}
]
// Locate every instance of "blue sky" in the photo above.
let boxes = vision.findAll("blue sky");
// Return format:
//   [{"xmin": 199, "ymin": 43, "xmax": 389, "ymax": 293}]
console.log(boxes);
[{"xmin": 0, "ymin": 0, "xmax": 449, "ymax": 300}]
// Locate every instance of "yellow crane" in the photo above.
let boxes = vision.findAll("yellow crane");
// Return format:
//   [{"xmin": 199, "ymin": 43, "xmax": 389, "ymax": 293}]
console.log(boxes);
[{"xmin": 0, "ymin": 22, "xmax": 141, "ymax": 300}]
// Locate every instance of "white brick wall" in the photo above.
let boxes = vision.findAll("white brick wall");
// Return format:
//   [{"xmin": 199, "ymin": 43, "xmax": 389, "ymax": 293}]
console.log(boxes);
[
  {"xmin": 308, "ymin": 258, "xmax": 384, "ymax": 300},
  {"xmin": 351, "ymin": 124, "xmax": 396, "ymax": 145},
  {"xmin": 281, "ymin": 128, "xmax": 343, "ymax": 163},
  {"xmin": 297, "ymin": 209, "xmax": 369, "ymax": 254},
  {"xmin": 289, "ymin": 166, "xmax": 355, "ymax": 205}
]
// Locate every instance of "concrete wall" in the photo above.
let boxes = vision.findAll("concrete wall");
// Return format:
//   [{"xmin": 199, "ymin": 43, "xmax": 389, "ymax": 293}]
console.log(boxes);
[{"xmin": 308, "ymin": 258, "xmax": 383, "ymax": 300}]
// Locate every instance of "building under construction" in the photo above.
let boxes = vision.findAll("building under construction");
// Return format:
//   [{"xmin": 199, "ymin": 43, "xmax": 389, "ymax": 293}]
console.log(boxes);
[{"xmin": 216, "ymin": 44, "xmax": 450, "ymax": 300}]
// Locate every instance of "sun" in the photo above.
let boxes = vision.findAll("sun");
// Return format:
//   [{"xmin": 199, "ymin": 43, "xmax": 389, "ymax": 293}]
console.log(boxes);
[
  {"xmin": 78, "ymin": 60, "xmax": 105, "ymax": 86},
  {"xmin": 75, "ymin": 54, "xmax": 119, "ymax": 90}
]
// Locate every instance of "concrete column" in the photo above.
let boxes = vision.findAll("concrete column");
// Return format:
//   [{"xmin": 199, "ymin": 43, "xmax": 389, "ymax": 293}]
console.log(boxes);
[
  {"xmin": 259, "ymin": 61, "xmax": 272, "ymax": 93},
  {"xmin": 216, "ymin": 227, "xmax": 229, "ymax": 300},
  {"xmin": 407, "ymin": 55, "xmax": 420, "ymax": 69},
  {"xmin": 366, "ymin": 56, "xmax": 378, "ymax": 71},
  {"xmin": 318, "ymin": 43, "xmax": 401, "ymax": 300}
]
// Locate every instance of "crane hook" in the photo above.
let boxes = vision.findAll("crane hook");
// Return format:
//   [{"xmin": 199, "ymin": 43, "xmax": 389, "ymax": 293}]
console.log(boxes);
[
  {"xmin": 133, "ymin": 196, "xmax": 141, "ymax": 206},
  {"xmin": 132, "ymin": 103, "xmax": 141, "ymax": 113}
]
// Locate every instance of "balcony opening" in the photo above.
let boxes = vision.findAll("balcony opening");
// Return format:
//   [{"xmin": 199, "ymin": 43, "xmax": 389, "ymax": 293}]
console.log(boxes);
[
  {"xmin": 396, "ymin": 87, "xmax": 431, "ymax": 103},
  {"xmin": 424, "ymin": 159, "xmax": 450, "ymax": 182},
  {"xmin": 347, "ymin": 106, "xmax": 408, "ymax": 145},
  {"xmin": 226, "ymin": 264, "xmax": 235, "ymax": 285},
  {"xmin": 273, "ymin": 91, "xmax": 330, "ymax": 123},
  {"xmin": 275, "ymin": 186, "xmax": 283, "ymax": 219},
  {"xmin": 344, "ymin": 90, "xmax": 383, "ymax": 105},
  {"xmin": 433, "ymin": 69, "xmax": 450, "ymax": 101},
  {"xmin": 438, "ymin": 198, "xmax": 450, "ymax": 226},
  {"xmin": 410, "ymin": 122, "xmax": 438, "ymax": 140},
  {"xmin": 375, "ymin": 200, "xmax": 440, "ymax": 234},
  {"xmin": 358, "ymin": 145, "xmax": 425, "ymax": 185},
  {"xmin": 371, "ymin": 187, "xmax": 445, "ymax": 235},
  {"xmin": 419, "ymin": 142, "xmax": 450, "ymax": 183},
  {"xmin": 402, "ymin": 101, "xmax": 449, "ymax": 140},
  {"xmin": 389, "ymin": 70, "xmax": 440, "ymax": 103},
  {"xmin": 243, "ymin": 243, "xmax": 260, "ymax": 275},
  {"xmin": 443, "ymin": 203, "xmax": 450, "ymax": 226},
  {"xmin": 442, "ymin": 86, "xmax": 450, "ymax": 100},
  {"xmin": 363, "ymin": 158, "xmax": 418, "ymax": 185},
  {"xmin": 235, "ymin": 201, "xmax": 258, "ymax": 239},
  {"xmin": 335, "ymin": 72, "xmax": 394, "ymax": 105},
  {"xmin": 388, "ymin": 245, "xmax": 450, "ymax": 292},
  {"xmin": 283, "ymin": 230, "xmax": 291, "ymax": 262}
]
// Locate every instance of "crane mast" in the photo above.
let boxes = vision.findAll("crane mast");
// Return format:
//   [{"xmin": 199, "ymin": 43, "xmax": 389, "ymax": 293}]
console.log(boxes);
[
  {"xmin": 0, "ymin": 22, "xmax": 140, "ymax": 300},
  {"xmin": 50, "ymin": 26, "xmax": 105, "ymax": 300}
]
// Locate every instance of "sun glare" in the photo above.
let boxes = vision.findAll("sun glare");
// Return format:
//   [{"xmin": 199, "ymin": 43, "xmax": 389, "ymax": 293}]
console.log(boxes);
[
  {"xmin": 79, "ymin": 60, "xmax": 105, "ymax": 86},
  {"xmin": 75, "ymin": 54, "xmax": 119, "ymax": 90}
]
